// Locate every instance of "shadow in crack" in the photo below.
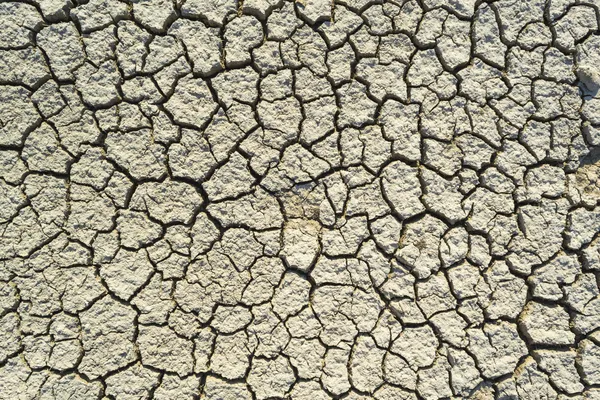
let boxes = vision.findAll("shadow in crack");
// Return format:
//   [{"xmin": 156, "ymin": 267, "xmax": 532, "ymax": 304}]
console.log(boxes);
[{"xmin": 579, "ymin": 146, "xmax": 600, "ymax": 167}]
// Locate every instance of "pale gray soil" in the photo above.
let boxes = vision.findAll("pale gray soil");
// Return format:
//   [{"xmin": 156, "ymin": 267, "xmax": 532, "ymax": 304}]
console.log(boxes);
[{"xmin": 0, "ymin": 0, "xmax": 600, "ymax": 399}]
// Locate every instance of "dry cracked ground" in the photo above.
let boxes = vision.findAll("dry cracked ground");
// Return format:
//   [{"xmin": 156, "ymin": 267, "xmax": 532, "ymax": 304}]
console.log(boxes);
[{"xmin": 2, "ymin": 0, "xmax": 600, "ymax": 399}]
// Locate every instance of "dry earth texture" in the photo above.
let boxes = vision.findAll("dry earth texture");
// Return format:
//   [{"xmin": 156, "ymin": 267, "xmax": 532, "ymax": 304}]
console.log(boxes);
[{"xmin": 1, "ymin": 0, "xmax": 600, "ymax": 399}]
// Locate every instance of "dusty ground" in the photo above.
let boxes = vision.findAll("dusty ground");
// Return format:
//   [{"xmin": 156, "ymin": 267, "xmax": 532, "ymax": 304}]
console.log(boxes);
[{"xmin": 1, "ymin": 0, "xmax": 600, "ymax": 398}]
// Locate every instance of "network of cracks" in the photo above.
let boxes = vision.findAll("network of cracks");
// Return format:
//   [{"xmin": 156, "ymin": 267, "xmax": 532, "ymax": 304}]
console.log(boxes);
[{"xmin": 1, "ymin": 0, "xmax": 600, "ymax": 399}]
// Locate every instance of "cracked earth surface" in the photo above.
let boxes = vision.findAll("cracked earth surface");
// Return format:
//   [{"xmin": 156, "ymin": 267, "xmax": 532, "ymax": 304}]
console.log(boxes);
[{"xmin": 1, "ymin": 0, "xmax": 600, "ymax": 399}]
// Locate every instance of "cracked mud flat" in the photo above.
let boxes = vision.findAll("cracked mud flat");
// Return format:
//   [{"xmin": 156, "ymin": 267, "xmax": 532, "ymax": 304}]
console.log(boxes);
[{"xmin": 2, "ymin": 0, "xmax": 600, "ymax": 399}]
